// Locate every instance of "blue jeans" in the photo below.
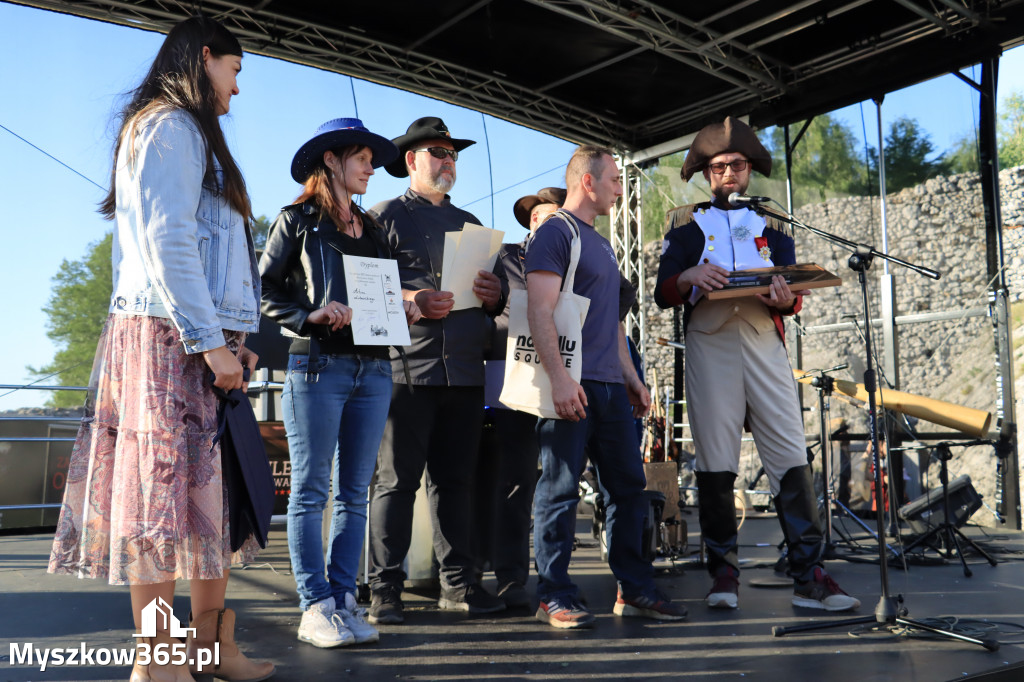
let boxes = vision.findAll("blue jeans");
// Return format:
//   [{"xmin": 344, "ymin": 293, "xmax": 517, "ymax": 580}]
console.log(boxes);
[
  {"xmin": 533, "ymin": 380, "xmax": 654, "ymax": 602},
  {"xmin": 283, "ymin": 353, "xmax": 392, "ymax": 610}
]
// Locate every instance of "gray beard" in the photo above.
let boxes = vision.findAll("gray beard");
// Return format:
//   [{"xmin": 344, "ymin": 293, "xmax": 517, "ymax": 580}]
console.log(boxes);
[{"xmin": 428, "ymin": 169, "xmax": 456, "ymax": 194}]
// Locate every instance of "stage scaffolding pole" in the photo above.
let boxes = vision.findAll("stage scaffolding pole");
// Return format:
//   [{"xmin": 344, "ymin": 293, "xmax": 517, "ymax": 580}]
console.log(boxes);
[
  {"xmin": 978, "ymin": 55, "xmax": 1021, "ymax": 529},
  {"xmin": 783, "ymin": 123, "xmax": 805, "ymax": 406},
  {"xmin": 613, "ymin": 158, "xmax": 646, "ymax": 358}
]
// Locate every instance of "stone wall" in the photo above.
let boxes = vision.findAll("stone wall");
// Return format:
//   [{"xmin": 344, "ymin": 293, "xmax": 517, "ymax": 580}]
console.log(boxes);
[{"xmin": 641, "ymin": 166, "xmax": 1024, "ymax": 526}]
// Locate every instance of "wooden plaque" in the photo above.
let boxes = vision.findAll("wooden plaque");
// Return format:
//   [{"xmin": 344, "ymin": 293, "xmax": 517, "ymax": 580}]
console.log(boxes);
[{"xmin": 706, "ymin": 263, "xmax": 842, "ymax": 300}]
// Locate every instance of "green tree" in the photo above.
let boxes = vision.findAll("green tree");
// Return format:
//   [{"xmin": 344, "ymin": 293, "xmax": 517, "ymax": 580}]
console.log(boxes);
[
  {"xmin": 1000, "ymin": 91, "xmax": 1024, "ymax": 169},
  {"xmin": 768, "ymin": 114, "xmax": 873, "ymax": 201},
  {"xmin": 29, "ymin": 233, "xmax": 113, "ymax": 407},
  {"xmin": 882, "ymin": 116, "xmax": 951, "ymax": 191},
  {"xmin": 639, "ymin": 151, "xmax": 686, "ymax": 242},
  {"xmin": 252, "ymin": 214, "xmax": 271, "ymax": 251},
  {"xmin": 946, "ymin": 132, "xmax": 979, "ymax": 175},
  {"xmin": 940, "ymin": 90, "xmax": 1024, "ymax": 175},
  {"xmin": 31, "ymin": 216, "xmax": 272, "ymax": 408}
]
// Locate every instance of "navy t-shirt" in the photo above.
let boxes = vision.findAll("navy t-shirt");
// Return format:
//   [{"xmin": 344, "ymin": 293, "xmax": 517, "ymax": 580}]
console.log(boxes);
[{"xmin": 525, "ymin": 211, "xmax": 623, "ymax": 383}]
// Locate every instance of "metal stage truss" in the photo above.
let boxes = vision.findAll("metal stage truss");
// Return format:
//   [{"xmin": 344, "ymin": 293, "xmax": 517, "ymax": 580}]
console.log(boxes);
[
  {"xmin": 5, "ymin": 0, "xmax": 1022, "ymax": 526},
  {"xmin": 614, "ymin": 160, "xmax": 644, "ymax": 353}
]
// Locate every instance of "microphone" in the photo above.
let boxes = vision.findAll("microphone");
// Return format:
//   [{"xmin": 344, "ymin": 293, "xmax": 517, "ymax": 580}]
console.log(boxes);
[{"xmin": 728, "ymin": 192, "xmax": 772, "ymax": 205}]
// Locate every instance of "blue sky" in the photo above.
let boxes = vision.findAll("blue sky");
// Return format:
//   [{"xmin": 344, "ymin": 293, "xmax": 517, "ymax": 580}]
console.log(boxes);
[{"xmin": 0, "ymin": 2, "xmax": 1021, "ymax": 410}]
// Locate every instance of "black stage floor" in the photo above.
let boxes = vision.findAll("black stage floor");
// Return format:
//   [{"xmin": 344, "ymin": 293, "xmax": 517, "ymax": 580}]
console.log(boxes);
[{"xmin": 3, "ymin": 513, "xmax": 1024, "ymax": 681}]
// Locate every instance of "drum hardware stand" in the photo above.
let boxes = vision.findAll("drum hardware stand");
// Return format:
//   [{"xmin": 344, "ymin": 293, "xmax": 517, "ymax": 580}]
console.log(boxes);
[
  {"xmin": 895, "ymin": 439, "xmax": 998, "ymax": 576},
  {"xmin": 759, "ymin": 205, "xmax": 997, "ymax": 651},
  {"xmin": 798, "ymin": 365, "xmax": 897, "ymax": 559},
  {"xmin": 839, "ymin": 314, "xmax": 905, "ymax": 539}
]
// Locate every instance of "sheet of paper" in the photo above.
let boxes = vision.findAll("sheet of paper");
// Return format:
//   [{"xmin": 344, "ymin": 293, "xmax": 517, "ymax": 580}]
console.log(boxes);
[
  {"xmin": 342, "ymin": 255, "xmax": 411, "ymax": 346},
  {"xmin": 440, "ymin": 223, "xmax": 505, "ymax": 311},
  {"xmin": 443, "ymin": 232, "xmax": 459, "ymax": 288}
]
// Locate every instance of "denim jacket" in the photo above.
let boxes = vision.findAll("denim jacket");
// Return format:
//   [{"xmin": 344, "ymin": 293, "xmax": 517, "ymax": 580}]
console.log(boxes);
[{"xmin": 109, "ymin": 108, "xmax": 260, "ymax": 353}]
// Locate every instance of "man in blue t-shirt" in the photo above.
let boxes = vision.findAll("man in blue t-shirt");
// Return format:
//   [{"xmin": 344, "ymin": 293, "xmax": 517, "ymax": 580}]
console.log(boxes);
[{"xmin": 525, "ymin": 145, "xmax": 687, "ymax": 629}]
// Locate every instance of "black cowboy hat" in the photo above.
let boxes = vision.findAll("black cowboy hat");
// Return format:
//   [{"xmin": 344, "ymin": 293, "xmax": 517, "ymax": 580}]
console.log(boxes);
[
  {"xmin": 512, "ymin": 187, "xmax": 567, "ymax": 229},
  {"xmin": 291, "ymin": 117, "xmax": 399, "ymax": 183},
  {"xmin": 682, "ymin": 116, "xmax": 772, "ymax": 181},
  {"xmin": 384, "ymin": 116, "xmax": 476, "ymax": 178}
]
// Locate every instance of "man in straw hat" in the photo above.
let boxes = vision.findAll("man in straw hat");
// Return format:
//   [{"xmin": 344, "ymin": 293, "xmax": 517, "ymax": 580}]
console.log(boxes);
[
  {"xmin": 654, "ymin": 116, "xmax": 860, "ymax": 613},
  {"xmin": 366, "ymin": 117, "xmax": 508, "ymax": 623},
  {"xmin": 527, "ymin": 146, "xmax": 687, "ymax": 629}
]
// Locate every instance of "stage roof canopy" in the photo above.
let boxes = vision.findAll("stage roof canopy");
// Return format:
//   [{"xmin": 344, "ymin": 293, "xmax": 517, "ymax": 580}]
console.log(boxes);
[{"xmin": 14, "ymin": 0, "xmax": 1024, "ymax": 155}]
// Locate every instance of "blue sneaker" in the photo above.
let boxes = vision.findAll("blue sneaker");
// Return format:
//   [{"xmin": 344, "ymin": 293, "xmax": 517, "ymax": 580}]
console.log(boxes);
[
  {"xmin": 613, "ymin": 590, "xmax": 687, "ymax": 621},
  {"xmin": 536, "ymin": 596, "xmax": 595, "ymax": 629}
]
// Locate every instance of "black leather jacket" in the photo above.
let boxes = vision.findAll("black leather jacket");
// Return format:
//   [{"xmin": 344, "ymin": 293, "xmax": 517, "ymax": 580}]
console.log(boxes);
[{"xmin": 258, "ymin": 199, "xmax": 392, "ymax": 350}]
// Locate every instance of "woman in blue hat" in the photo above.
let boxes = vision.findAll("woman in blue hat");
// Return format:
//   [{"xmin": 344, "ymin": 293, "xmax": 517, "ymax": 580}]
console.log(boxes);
[{"xmin": 260, "ymin": 119, "xmax": 421, "ymax": 648}]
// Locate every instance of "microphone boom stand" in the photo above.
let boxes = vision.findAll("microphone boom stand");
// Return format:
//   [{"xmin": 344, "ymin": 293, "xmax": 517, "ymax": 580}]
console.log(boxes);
[{"xmin": 759, "ymin": 204, "xmax": 998, "ymax": 651}]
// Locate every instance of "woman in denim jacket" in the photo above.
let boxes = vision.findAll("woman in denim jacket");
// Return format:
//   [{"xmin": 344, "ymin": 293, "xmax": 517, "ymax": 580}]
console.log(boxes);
[
  {"xmin": 48, "ymin": 16, "xmax": 274, "ymax": 682},
  {"xmin": 259, "ymin": 119, "xmax": 421, "ymax": 648}
]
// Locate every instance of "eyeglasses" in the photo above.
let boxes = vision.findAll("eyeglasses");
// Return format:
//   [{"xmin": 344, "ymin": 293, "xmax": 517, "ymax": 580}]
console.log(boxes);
[
  {"xmin": 412, "ymin": 147, "xmax": 458, "ymax": 162},
  {"xmin": 707, "ymin": 160, "xmax": 750, "ymax": 174}
]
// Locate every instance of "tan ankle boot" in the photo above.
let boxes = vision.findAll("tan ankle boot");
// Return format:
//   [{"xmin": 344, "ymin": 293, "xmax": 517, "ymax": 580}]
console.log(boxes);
[
  {"xmin": 186, "ymin": 608, "xmax": 275, "ymax": 681},
  {"xmin": 129, "ymin": 632, "xmax": 196, "ymax": 682}
]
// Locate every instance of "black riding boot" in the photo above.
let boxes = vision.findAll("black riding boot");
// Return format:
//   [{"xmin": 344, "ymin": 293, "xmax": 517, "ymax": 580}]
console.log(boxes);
[
  {"xmin": 774, "ymin": 465, "xmax": 824, "ymax": 581},
  {"xmin": 696, "ymin": 471, "xmax": 739, "ymax": 578},
  {"xmin": 772, "ymin": 503, "xmax": 791, "ymax": 575}
]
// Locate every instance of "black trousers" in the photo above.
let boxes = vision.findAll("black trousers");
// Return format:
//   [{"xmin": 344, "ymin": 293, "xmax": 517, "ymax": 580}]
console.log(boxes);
[
  {"xmin": 369, "ymin": 384, "xmax": 485, "ymax": 591},
  {"xmin": 474, "ymin": 408, "xmax": 540, "ymax": 588}
]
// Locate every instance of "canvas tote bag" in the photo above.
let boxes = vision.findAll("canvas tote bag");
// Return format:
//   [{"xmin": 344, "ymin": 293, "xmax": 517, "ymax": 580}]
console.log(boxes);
[{"xmin": 499, "ymin": 211, "xmax": 590, "ymax": 419}]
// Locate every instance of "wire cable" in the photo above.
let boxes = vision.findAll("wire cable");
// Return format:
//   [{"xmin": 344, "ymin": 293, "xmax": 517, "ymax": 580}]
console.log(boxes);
[
  {"xmin": 459, "ymin": 162, "xmax": 566, "ymax": 210},
  {"xmin": 849, "ymin": 616, "xmax": 1024, "ymax": 645},
  {"xmin": 1, "ymin": 122, "xmax": 105, "ymax": 191},
  {"xmin": 349, "ymin": 77, "xmax": 364, "ymax": 209},
  {"xmin": 349, "ymin": 76, "xmax": 360, "ymax": 119},
  {"xmin": 236, "ymin": 561, "xmax": 292, "ymax": 576},
  {"xmin": 0, "ymin": 361, "xmax": 91, "ymax": 401},
  {"xmin": 480, "ymin": 112, "xmax": 495, "ymax": 227}
]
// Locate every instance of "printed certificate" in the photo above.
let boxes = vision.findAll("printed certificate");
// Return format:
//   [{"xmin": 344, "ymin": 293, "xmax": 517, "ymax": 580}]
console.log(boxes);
[
  {"xmin": 342, "ymin": 255, "xmax": 412, "ymax": 346},
  {"xmin": 440, "ymin": 223, "xmax": 505, "ymax": 310}
]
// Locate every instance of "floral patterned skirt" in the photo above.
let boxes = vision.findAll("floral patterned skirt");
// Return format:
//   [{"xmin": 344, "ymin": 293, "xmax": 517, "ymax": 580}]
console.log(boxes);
[{"xmin": 48, "ymin": 314, "xmax": 259, "ymax": 585}]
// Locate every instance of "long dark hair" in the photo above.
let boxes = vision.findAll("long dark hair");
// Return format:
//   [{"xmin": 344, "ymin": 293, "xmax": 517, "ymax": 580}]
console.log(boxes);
[
  {"xmin": 99, "ymin": 15, "xmax": 250, "ymax": 219},
  {"xmin": 294, "ymin": 145, "xmax": 371, "ymax": 230}
]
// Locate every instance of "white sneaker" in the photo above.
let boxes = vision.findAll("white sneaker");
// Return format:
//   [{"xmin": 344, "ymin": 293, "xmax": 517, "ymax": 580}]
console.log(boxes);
[
  {"xmin": 337, "ymin": 592, "xmax": 380, "ymax": 644},
  {"xmin": 298, "ymin": 597, "xmax": 355, "ymax": 648}
]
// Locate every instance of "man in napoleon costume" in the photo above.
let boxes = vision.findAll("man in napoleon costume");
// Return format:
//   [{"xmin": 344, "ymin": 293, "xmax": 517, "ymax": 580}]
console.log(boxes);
[{"xmin": 654, "ymin": 117, "xmax": 860, "ymax": 612}]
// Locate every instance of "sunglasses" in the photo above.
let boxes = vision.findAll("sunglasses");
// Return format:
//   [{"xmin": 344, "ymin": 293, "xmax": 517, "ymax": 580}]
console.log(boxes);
[
  {"xmin": 708, "ymin": 159, "xmax": 750, "ymax": 174},
  {"xmin": 412, "ymin": 147, "xmax": 458, "ymax": 162}
]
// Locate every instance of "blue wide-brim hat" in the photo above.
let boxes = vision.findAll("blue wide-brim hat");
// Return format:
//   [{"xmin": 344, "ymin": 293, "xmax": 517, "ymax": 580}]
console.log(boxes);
[{"xmin": 291, "ymin": 118, "xmax": 400, "ymax": 183}]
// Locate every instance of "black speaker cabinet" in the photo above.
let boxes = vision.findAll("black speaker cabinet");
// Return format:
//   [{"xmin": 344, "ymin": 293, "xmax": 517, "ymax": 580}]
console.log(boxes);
[{"xmin": 898, "ymin": 474, "xmax": 982, "ymax": 535}]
